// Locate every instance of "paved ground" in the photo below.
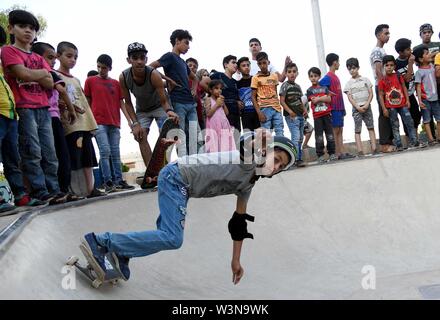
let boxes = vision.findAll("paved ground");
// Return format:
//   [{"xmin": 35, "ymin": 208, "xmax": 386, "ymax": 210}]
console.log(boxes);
[{"xmin": 1, "ymin": 148, "xmax": 440, "ymax": 299}]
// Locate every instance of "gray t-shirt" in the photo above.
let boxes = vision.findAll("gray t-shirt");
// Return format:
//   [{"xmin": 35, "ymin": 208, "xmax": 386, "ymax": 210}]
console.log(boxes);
[
  {"xmin": 344, "ymin": 76, "xmax": 373, "ymax": 108},
  {"xmin": 370, "ymin": 47, "xmax": 386, "ymax": 85},
  {"xmin": 178, "ymin": 151, "xmax": 257, "ymax": 200},
  {"xmin": 415, "ymin": 65, "xmax": 438, "ymax": 101}
]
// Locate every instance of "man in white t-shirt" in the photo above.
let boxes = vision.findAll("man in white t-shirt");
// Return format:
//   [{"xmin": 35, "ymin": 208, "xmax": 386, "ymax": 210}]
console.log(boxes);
[{"xmin": 234, "ymin": 38, "xmax": 290, "ymax": 82}]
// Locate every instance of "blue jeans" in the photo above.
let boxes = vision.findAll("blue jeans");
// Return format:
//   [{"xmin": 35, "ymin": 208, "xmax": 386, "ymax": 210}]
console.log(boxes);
[
  {"xmin": 17, "ymin": 108, "xmax": 60, "ymax": 198},
  {"xmin": 260, "ymin": 107, "xmax": 284, "ymax": 137},
  {"xmin": 95, "ymin": 125, "xmax": 122, "ymax": 184},
  {"xmin": 96, "ymin": 163, "xmax": 189, "ymax": 258},
  {"xmin": 388, "ymin": 107, "xmax": 417, "ymax": 147},
  {"xmin": 174, "ymin": 102, "xmax": 199, "ymax": 155},
  {"xmin": 285, "ymin": 116, "xmax": 304, "ymax": 161},
  {"xmin": 0, "ymin": 116, "xmax": 27, "ymax": 198}
]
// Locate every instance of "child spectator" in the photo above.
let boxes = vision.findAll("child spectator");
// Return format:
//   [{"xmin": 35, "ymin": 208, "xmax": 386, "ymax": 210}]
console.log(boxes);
[
  {"xmin": 1, "ymin": 10, "xmax": 66, "ymax": 204},
  {"xmin": 237, "ymin": 57, "xmax": 260, "ymax": 132},
  {"xmin": 150, "ymin": 30, "xmax": 199, "ymax": 156},
  {"xmin": 186, "ymin": 57, "xmax": 206, "ymax": 131},
  {"xmin": 87, "ymin": 70, "xmax": 98, "ymax": 78},
  {"xmin": 414, "ymin": 45, "xmax": 440, "ymax": 145},
  {"xmin": 343, "ymin": 58, "xmax": 378, "ymax": 156},
  {"xmin": 84, "ymin": 54, "xmax": 134, "ymax": 192},
  {"xmin": 378, "ymin": 55, "xmax": 418, "ymax": 151},
  {"xmin": 56, "ymin": 41, "xmax": 104, "ymax": 198},
  {"xmin": 31, "ymin": 42, "xmax": 82, "ymax": 202},
  {"xmin": 395, "ymin": 39, "xmax": 422, "ymax": 140},
  {"xmin": 251, "ymin": 52, "xmax": 284, "ymax": 137},
  {"xmin": 0, "ymin": 25, "xmax": 47, "ymax": 213},
  {"xmin": 306, "ymin": 67, "xmax": 336, "ymax": 163},
  {"xmin": 204, "ymin": 80, "xmax": 236, "ymax": 153},
  {"xmin": 279, "ymin": 63, "xmax": 307, "ymax": 167},
  {"xmin": 320, "ymin": 53, "xmax": 354, "ymax": 160}
]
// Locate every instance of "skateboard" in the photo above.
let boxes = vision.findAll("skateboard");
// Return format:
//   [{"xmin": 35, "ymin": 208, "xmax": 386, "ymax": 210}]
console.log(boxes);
[
  {"xmin": 66, "ymin": 244, "xmax": 124, "ymax": 289},
  {"xmin": 140, "ymin": 118, "xmax": 181, "ymax": 190}
]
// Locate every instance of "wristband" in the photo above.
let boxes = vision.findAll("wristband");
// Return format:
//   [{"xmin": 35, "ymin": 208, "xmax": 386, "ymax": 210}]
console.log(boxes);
[{"xmin": 130, "ymin": 121, "xmax": 140, "ymax": 129}]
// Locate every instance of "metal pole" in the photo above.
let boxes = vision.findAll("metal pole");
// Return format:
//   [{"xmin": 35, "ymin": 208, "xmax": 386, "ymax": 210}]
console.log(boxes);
[{"xmin": 311, "ymin": 0, "xmax": 327, "ymax": 73}]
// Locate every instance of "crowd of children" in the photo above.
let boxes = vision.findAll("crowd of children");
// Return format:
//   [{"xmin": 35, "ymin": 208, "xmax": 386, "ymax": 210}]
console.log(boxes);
[{"xmin": 1, "ymin": 9, "xmax": 440, "ymax": 216}]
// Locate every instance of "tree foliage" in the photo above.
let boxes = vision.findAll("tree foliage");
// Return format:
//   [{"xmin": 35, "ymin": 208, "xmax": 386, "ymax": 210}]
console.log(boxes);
[{"xmin": 0, "ymin": 5, "xmax": 48, "ymax": 45}]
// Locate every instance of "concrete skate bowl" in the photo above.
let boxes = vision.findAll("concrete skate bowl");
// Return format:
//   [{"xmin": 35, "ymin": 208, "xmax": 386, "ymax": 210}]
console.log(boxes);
[{"xmin": 1, "ymin": 147, "xmax": 440, "ymax": 299}]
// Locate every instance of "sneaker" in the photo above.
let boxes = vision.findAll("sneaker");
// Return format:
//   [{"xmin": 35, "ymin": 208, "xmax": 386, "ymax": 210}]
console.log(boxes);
[
  {"xmin": 112, "ymin": 253, "xmax": 131, "ymax": 281},
  {"xmin": 81, "ymin": 233, "xmax": 108, "ymax": 279},
  {"xmin": 317, "ymin": 156, "xmax": 328, "ymax": 164},
  {"xmin": 14, "ymin": 195, "xmax": 47, "ymax": 207},
  {"xmin": 88, "ymin": 188, "xmax": 106, "ymax": 199},
  {"xmin": 329, "ymin": 154, "xmax": 339, "ymax": 162},
  {"xmin": 66, "ymin": 192, "xmax": 84, "ymax": 202},
  {"xmin": 295, "ymin": 160, "xmax": 306, "ymax": 168},
  {"xmin": 357, "ymin": 151, "xmax": 365, "ymax": 158},
  {"xmin": 0, "ymin": 199, "xmax": 17, "ymax": 216},
  {"xmin": 116, "ymin": 180, "xmax": 135, "ymax": 191},
  {"xmin": 338, "ymin": 153, "xmax": 356, "ymax": 160},
  {"xmin": 372, "ymin": 149, "xmax": 380, "ymax": 155},
  {"xmin": 428, "ymin": 140, "xmax": 438, "ymax": 147},
  {"xmin": 104, "ymin": 181, "xmax": 116, "ymax": 193},
  {"xmin": 396, "ymin": 146, "xmax": 404, "ymax": 152}
]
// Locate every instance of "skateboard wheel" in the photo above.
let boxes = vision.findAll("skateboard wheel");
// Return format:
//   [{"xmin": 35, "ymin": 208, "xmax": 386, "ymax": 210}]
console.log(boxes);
[
  {"xmin": 66, "ymin": 256, "xmax": 79, "ymax": 266},
  {"xmin": 92, "ymin": 279, "xmax": 102, "ymax": 289}
]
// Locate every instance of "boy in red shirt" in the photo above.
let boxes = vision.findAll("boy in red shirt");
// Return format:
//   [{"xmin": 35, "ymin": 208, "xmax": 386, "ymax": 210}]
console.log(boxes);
[
  {"xmin": 378, "ymin": 55, "xmax": 419, "ymax": 151},
  {"xmin": 84, "ymin": 54, "xmax": 133, "ymax": 192},
  {"xmin": 306, "ymin": 67, "xmax": 336, "ymax": 163}
]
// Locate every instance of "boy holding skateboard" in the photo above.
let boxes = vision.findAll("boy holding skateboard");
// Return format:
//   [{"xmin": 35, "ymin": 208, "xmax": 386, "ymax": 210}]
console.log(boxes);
[{"xmin": 81, "ymin": 131, "xmax": 297, "ymax": 285}]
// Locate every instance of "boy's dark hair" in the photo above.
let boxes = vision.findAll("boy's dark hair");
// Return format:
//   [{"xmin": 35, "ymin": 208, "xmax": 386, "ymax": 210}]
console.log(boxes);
[
  {"xmin": 237, "ymin": 57, "xmax": 250, "ymax": 68},
  {"xmin": 87, "ymin": 70, "xmax": 99, "ymax": 77},
  {"xmin": 8, "ymin": 10, "xmax": 40, "ymax": 32},
  {"xmin": 249, "ymin": 38, "xmax": 261, "ymax": 46},
  {"xmin": 57, "ymin": 41, "xmax": 78, "ymax": 54},
  {"xmin": 394, "ymin": 38, "xmax": 412, "ymax": 54},
  {"xmin": 413, "ymin": 45, "xmax": 429, "ymax": 65},
  {"xmin": 223, "ymin": 55, "xmax": 237, "ymax": 68},
  {"xmin": 346, "ymin": 58, "xmax": 360, "ymax": 69},
  {"xmin": 31, "ymin": 42, "xmax": 55, "ymax": 56},
  {"xmin": 170, "ymin": 29, "xmax": 192, "ymax": 46},
  {"xmin": 382, "ymin": 55, "xmax": 396, "ymax": 65},
  {"xmin": 375, "ymin": 24, "xmax": 389, "ymax": 37},
  {"xmin": 256, "ymin": 52, "xmax": 269, "ymax": 62},
  {"xmin": 208, "ymin": 79, "xmax": 223, "ymax": 96},
  {"xmin": 97, "ymin": 54, "xmax": 112, "ymax": 68},
  {"xmin": 186, "ymin": 57, "xmax": 198, "ymax": 66},
  {"xmin": 0, "ymin": 26, "xmax": 7, "ymax": 46},
  {"xmin": 326, "ymin": 53, "xmax": 339, "ymax": 67},
  {"xmin": 285, "ymin": 62, "xmax": 298, "ymax": 71},
  {"xmin": 308, "ymin": 67, "xmax": 321, "ymax": 77}
]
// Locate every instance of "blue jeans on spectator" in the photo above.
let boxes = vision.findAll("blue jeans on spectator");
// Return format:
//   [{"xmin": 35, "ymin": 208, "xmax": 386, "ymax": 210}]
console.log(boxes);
[
  {"xmin": 96, "ymin": 163, "xmax": 189, "ymax": 258},
  {"xmin": 17, "ymin": 108, "xmax": 60, "ymax": 199},
  {"xmin": 285, "ymin": 115, "xmax": 304, "ymax": 161},
  {"xmin": 174, "ymin": 102, "xmax": 199, "ymax": 156},
  {"xmin": 0, "ymin": 116, "xmax": 27, "ymax": 198},
  {"xmin": 260, "ymin": 107, "xmax": 285, "ymax": 137},
  {"xmin": 388, "ymin": 107, "xmax": 417, "ymax": 147},
  {"xmin": 95, "ymin": 125, "xmax": 123, "ymax": 184}
]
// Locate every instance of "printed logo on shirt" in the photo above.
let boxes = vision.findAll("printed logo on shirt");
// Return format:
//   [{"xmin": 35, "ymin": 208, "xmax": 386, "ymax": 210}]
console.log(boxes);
[
  {"xmin": 315, "ymin": 103, "xmax": 329, "ymax": 113},
  {"xmin": 386, "ymin": 86, "xmax": 404, "ymax": 106}
]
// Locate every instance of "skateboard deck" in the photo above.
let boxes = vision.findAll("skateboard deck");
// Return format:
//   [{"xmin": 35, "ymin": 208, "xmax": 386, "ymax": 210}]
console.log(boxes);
[
  {"xmin": 67, "ymin": 245, "xmax": 124, "ymax": 289},
  {"xmin": 140, "ymin": 118, "xmax": 181, "ymax": 189}
]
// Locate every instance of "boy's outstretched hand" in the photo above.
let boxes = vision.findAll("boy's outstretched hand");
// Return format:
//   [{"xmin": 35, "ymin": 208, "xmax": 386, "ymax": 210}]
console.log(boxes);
[{"xmin": 231, "ymin": 260, "xmax": 244, "ymax": 285}]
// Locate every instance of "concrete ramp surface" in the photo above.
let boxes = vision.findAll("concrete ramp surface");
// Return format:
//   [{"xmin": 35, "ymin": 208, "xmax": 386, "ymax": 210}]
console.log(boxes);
[{"xmin": 1, "ymin": 148, "xmax": 440, "ymax": 299}]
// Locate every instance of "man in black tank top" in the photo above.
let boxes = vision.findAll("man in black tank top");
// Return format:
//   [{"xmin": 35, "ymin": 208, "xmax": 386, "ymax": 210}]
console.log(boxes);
[{"xmin": 119, "ymin": 43, "xmax": 179, "ymax": 167}]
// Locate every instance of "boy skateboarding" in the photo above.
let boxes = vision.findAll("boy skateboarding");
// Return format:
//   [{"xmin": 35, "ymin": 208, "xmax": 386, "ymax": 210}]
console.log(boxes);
[{"xmin": 81, "ymin": 130, "xmax": 297, "ymax": 285}]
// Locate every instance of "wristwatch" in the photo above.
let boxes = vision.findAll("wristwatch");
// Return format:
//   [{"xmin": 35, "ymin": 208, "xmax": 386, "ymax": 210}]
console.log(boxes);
[{"xmin": 130, "ymin": 121, "xmax": 140, "ymax": 129}]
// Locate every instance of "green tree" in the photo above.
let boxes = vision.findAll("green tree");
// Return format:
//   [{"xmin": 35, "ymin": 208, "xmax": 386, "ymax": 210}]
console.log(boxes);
[{"xmin": 0, "ymin": 5, "xmax": 48, "ymax": 45}]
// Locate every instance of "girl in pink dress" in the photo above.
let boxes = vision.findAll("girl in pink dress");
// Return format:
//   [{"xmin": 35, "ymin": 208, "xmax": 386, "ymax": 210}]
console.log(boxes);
[{"xmin": 204, "ymin": 80, "xmax": 236, "ymax": 153}]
